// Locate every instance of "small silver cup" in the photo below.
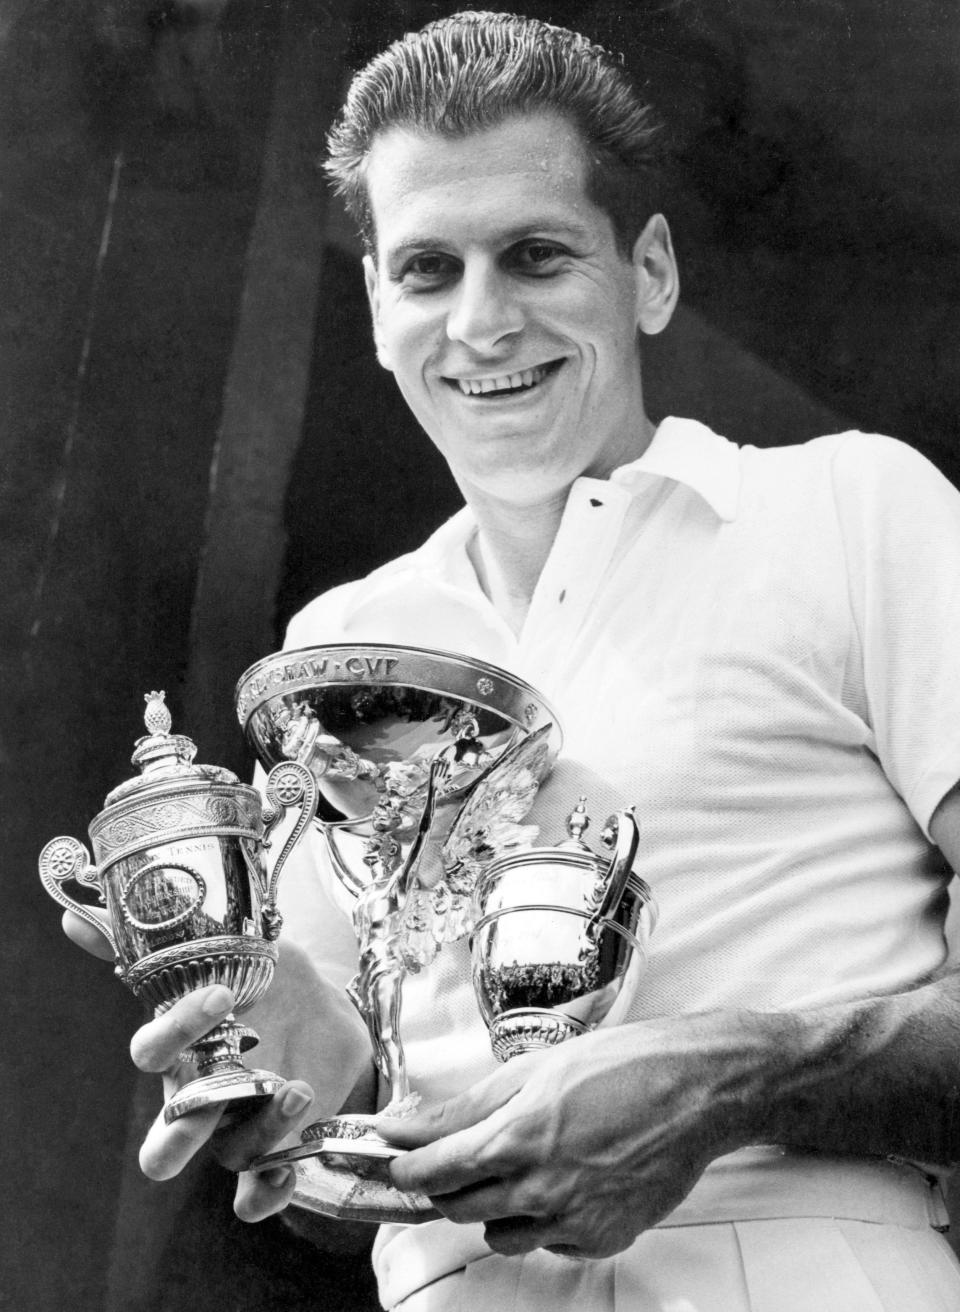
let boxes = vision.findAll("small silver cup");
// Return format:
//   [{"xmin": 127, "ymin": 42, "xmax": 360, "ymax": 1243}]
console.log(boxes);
[
  {"xmin": 39, "ymin": 691, "xmax": 318, "ymax": 1123},
  {"xmin": 471, "ymin": 801, "xmax": 657, "ymax": 1061}
]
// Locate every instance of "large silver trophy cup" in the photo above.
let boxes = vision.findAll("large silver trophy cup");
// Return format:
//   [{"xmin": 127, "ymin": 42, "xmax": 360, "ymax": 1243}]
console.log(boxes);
[
  {"xmin": 237, "ymin": 645, "xmax": 658, "ymax": 1227},
  {"xmin": 236, "ymin": 645, "xmax": 563, "ymax": 1221},
  {"xmin": 38, "ymin": 692, "xmax": 319, "ymax": 1123}
]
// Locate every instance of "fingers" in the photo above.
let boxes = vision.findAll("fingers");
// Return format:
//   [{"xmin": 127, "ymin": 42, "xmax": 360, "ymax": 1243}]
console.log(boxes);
[
  {"xmin": 433, "ymin": 1189, "xmax": 617, "ymax": 1261},
  {"xmin": 140, "ymin": 1102, "xmax": 223, "ymax": 1180},
  {"xmin": 384, "ymin": 1060, "xmax": 540, "ymax": 1197},
  {"xmin": 62, "ymin": 909, "xmax": 114, "ymax": 962},
  {"xmin": 411, "ymin": 1164, "xmax": 622, "ymax": 1259},
  {"xmin": 484, "ymin": 1216, "xmax": 625, "ymax": 1261},
  {"xmin": 140, "ymin": 1079, "xmax": 314, "ymax": 1183},
  {"xmin": 389, "ymin": 1104, "xmax": 531, "ymax": 1197},
  {"xmin": 432, "ymin": 1177, "xmax": 547, "ymax": 1225},
  {"xmin": 129, "ymin": 985, "xmax": 235, "ymax": 1074},
  {"xmin": 226, "ymin": 1083, "xmax": 316, "ymax": 1224},
  {"xmin": 132, "ymin": 985, "xmax": 242, "ymax": 1182},
  {"xmin": 484, "ymin": 1216, "xmax": 572, "ymax": 1258},
  {"xmin": 389, "ymin": 1122, "xmax": 492, "ymax": 1195},
  {"xmin": 377, "ymin": 1055, "xmax": 532, "ymax": 1149},
  {"xmin": 234, "ymin": 1164, "xmax": 298, "ymax": 1223},
  {"xmin": 210, "ymin": 1081, "xmax": 314, "ymax": 1172}
]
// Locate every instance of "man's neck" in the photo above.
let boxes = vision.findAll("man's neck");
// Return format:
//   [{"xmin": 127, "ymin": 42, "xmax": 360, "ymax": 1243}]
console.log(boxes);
[
  {"xmin": 458, "ymin": 415, "xmax": 659, "ymax": 635},
  {"xmin": 464, "ymin": 490, "xmax": 569, "ymax": 637}
]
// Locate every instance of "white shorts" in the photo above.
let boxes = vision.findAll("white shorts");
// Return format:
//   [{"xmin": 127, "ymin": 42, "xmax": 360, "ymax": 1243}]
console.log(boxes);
[{"xmin": 374, "ymin": 1148, "xmax": 960, "ymax": 1312}]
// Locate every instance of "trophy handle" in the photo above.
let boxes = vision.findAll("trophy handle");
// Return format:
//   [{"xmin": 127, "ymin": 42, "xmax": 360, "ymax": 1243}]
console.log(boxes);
[
  {"xmin": 260, "ymin": 761, "xmax": 320, "ymax": 933},
  {"xmin": 38, "ymin": 836, "xmax": 119, "ymax": 956},
  {"xmin": 590, "ymin": 809, "xmax": 641, "ymax": 928},
  {"xmin": 320, "ymin": 819, "xmax": 371, "ymax": 899}
]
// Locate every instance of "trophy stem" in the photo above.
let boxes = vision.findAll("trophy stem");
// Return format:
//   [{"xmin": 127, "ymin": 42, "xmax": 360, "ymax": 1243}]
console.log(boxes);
[
  {"xmin": 345, "ymin": 977, "xmax": 409, "ymax": 1109},
  {"xmin": 344, "ymin": 753, "xmax": 452, "ymax": 1113},
  {"xmin": 189, "ymin": 1015, "xmax": 256, "ymax": 1075},
  {"xmin": 163, "ymin": 1015, "xmax": 283, "ymax": 1124}
]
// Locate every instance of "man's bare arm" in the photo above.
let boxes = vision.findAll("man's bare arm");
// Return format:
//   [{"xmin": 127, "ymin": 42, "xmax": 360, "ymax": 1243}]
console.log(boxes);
[
  {"xmin": 379, "ymin": 787, "xmax": 960, "ymax": 1257},
  {"xmin": 749, "ymin": 783, "xmax": 960, "ymax": 1162}
]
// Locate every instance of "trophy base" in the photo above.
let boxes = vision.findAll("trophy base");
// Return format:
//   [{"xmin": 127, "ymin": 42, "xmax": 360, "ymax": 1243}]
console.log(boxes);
[
  {"xmin": 253, "ymin": 1114, "xmax": 440, "ymax": 1224},
  {"xmin": 164, "ymin": 1067, "xmax": 283, "ymax": 1123},
  {"xmin": 489, "ymin": 1008, "xmax": 589, "ymax": 1062}
]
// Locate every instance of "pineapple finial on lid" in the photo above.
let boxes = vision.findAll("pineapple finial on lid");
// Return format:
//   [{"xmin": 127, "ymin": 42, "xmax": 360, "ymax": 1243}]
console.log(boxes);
[
  {"xmin": 130, "ymin": 689, "xmax": 197, "ymax": 778},
  {"xmin": 143, "ymin": 690, "xmax": 172, "ymax": 737}
]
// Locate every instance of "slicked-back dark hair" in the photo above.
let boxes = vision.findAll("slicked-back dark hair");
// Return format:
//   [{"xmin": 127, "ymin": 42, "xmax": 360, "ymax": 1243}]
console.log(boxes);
[{"xmin": 325, "ymin": 10, "xmax": 663, "ymax": 257}]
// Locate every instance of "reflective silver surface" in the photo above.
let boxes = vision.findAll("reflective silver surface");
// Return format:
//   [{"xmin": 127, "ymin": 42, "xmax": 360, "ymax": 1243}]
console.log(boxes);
[
  {"xmin": 236, "ymin": 644, "xmax": 561, "ymax": 878},
  {"xmin": 236, "ymin": 645, "xmax": 562, "ymax": 1222},
  {"xmin": 471, "ymin": 805, "xmax": 658, "ymax": 1061}
]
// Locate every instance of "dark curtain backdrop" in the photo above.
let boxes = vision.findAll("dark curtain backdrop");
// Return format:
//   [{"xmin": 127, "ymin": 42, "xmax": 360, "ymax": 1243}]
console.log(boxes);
[{"xmin": 3, "ymin": 2, "xmax": 958, "ymax": 1309}]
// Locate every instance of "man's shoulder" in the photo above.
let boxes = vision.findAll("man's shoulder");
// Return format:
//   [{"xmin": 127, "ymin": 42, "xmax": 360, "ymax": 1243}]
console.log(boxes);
[
  {"xmin": 737, "ymin": 431, "xmax": 958, "ymax": 553},
  {"xmin": 748, "ymin": 429, "xmax": 912, "ymax": 464},
  {"xmin": 657, "ymin": 417, "xmax": 932, "ymax": 491},
  {"xmin": 282, "ymin": 553, "xmax": 420, "ymax": 649},
  {"xmin": 744, "ymin": 429, "xmax": 945, "ymax": 493},
  {"xmin": 798, "ymin": 430, "xmax": 949, "ymax": 495},
  {"xmin": 283, "ymin": 506, "xmax": 474, "ymax": 650}
]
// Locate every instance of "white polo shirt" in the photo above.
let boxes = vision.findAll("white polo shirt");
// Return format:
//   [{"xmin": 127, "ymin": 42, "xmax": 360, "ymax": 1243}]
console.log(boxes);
[
  {"xmin": 275, "ymin": 417, "xmax": 960, "ymax": 1307},
  {"xmin": 281, "ymin": 416, "xmax": 960, "ymax": 1051}
]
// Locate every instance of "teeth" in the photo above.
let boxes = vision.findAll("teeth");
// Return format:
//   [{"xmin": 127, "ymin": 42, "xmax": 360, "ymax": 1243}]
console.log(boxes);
[{"xmin": 456, "ymin": 365, "xmax": 550, "ymax": 396}]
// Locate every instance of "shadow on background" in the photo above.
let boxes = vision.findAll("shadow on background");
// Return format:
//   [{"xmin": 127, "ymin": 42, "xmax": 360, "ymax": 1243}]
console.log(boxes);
[{"xmin": 2, "ymin": 1, "xmax": 959, "ymax": 1309}]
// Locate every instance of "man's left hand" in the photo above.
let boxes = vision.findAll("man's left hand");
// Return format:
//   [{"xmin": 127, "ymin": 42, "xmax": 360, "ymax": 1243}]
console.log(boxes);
[{"xmin": 378, "ymin": 1017, "xmax": 751, "ymax": 1259}]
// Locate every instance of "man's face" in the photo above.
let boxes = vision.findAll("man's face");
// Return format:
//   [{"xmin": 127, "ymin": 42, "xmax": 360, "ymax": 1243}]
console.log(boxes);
[{"xmin": 363, "ymin": 112, "xmax": 674, "ymax": 508}]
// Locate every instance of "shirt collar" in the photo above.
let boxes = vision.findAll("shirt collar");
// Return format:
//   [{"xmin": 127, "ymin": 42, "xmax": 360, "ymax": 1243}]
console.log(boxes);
[
  {"xmin": 609, "ymin": 416, "xmax": 741, "ymax": 522},
  {"xmin": 342, "ymin": 416, "xmax": 741, "ymax": 625}
]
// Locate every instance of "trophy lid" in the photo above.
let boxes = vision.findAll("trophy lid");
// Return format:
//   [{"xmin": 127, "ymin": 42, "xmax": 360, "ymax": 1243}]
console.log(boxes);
[
  {"xmin": 509, "ymin": 796, "xmax": 602, "ymax": 861},
  {"xmin": 544, "ymin": 798, "xmax": 629, "ymax": 860},
  {"xmin": 476, "ymin": 798, "xmax": 618, "ymax": 889},
  {"xmin": 103, "ymin": 691, "xmax": 238, "ymax": 806}
]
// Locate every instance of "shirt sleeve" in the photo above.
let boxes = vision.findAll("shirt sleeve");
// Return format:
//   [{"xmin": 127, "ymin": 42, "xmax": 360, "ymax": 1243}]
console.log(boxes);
[{"xmin": 830, "ymin": 432, "xmax": 960, "ymax": 838}]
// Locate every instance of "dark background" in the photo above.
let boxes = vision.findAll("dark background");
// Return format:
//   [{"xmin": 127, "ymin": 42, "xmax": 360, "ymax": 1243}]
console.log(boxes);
[{"xmin": 3, "ymin": 1, "xmax": 959, "ymax": 1308}]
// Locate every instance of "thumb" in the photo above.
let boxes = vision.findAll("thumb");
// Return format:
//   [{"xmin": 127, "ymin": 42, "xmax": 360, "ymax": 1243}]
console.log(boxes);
[
  {"xmin": 375, "ymin": 1054, "xmax": 536, "ymax": 1148},
  {"xmin": 62, "ymin": 908, "xmax": 115, "ymax": 962}
]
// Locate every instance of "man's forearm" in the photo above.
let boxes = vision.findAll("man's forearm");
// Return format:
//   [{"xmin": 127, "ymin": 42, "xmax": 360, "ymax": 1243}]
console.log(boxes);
[{"xmin": 724, "ymin": 969, "xmax": 960, "ymax": 1164}]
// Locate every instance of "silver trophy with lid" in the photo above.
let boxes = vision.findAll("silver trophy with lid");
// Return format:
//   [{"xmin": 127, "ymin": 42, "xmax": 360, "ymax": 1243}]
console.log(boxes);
[
  {"xmin": 235, "ymin": 644, "xmax": 563, "ymax": 1222},
  {"xmin": 38, "ymin": 691, "xmax": 319, "ymax": 1123},
  {"xmin": 471, "ymin": 798, "xmax": 657, "ymax": 1062}
]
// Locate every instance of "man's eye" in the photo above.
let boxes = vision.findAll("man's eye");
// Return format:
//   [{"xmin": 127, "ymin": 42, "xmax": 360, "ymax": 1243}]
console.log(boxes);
[
  {"xmin": 512, "ymin": 242, "xmax": 566, "ymax": 273},
  {"xmin": 400, "ymin": 254, "xmax": 457, "ymax": 288}
]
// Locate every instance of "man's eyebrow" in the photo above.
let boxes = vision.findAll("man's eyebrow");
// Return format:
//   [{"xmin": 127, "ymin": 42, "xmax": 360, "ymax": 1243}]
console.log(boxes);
[
  {"xmin": 385, "ymin": 238, "xmax": 448, "ymax": 265},
  {"xmin": 497, "ymin": 219, "xmax": 594, "ymax": 245},
  {"xmin": 384, "ymin": 219, "xmax": 594, "ymax": 264}
]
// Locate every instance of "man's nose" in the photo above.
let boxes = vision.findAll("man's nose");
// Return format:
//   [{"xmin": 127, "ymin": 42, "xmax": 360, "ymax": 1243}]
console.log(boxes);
[{"xmin": 445, "ymin": 263, "xmax": 523, "ymax": 351}]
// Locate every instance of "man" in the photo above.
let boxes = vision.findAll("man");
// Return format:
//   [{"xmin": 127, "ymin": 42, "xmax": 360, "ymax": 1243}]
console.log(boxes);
[{"xmin": 67, "ymin": 11, "xmax": 960, "ymax": 1310}]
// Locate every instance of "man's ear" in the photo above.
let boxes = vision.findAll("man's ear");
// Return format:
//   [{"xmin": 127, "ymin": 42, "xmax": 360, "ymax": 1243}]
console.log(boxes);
[
  {"xmin": 631, "ymin": 214, "xmax": 679, "ymax": 337},
  {"xmin": 363, "ymin": 254, "xmax": 393, "ymax": 370}
]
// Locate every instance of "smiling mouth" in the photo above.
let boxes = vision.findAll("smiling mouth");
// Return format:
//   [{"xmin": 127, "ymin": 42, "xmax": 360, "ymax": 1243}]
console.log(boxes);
[{"xmin": 446, "ymin": 359, "xmax": 564, "ymax": 397}]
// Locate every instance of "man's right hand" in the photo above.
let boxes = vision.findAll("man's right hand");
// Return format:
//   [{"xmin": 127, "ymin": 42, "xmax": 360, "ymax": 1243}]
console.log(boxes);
[{"xmin": 62, "ymin": 909, "xmax": 373, "ymax": 1221}]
